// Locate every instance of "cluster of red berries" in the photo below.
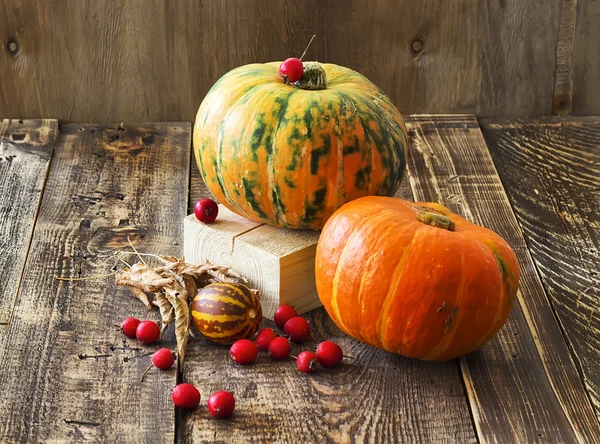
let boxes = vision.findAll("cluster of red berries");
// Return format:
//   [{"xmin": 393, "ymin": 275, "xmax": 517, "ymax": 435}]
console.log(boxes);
[
  {"xmin": 171, "ymin": 384, "xmax": 235, "ymax": 418},
  {"xmin": 120, "ymin": 317, "xmax": 160, "ymax": 344},
  {"xmin": 121, "ymin": 317, "xmax": 234, "ymax": 417},
  {"xmin": 228, "ymin": 305, "xmax": 346, "ymax": 373}
]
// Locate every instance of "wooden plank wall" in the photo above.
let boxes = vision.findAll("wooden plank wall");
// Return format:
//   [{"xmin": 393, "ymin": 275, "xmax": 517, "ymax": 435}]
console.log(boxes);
[{"xmin": 0, "ymin": 0, "xmax": 596, "ymax": 122}]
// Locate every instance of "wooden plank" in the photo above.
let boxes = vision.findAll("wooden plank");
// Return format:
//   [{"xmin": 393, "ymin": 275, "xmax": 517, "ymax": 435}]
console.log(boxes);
[
  {"xmin": 0, "ymin": 119, "xmax": 56, "ymax": 327},
  {"xmin": 407, "ymin": 114, "xmax": 600, "ymax": 442},
  {"xmin": 181, "ymin": 311, "xmax": 477, "ymax": 443},
  {"xmin": 481, "ymin": 117, "xmax": 600, "ymax": 420},
  {"xmin": 184, "ymin": 207, "xmax": 321, "ymax": 320},
  {"xmin": 189, "ymin": 161, "xmax": 211, "ymax": 213},
  {"xmin": 322, "ymin": 1, "xmax": 563, "ymax": 117},
  {"xmin": 572, "ymin": 0, "xmax": 600, "ymax": 115},
  {"xmin": 183, "ymin": 118, "xmax": 478, "ymax": 443},
  {"xmin": 0, "ymin": 0, "xmax": 567, "ymax": 122},
  {"xmin": 552, "ymin": 0, "xmax": 577, "ymax": 115},
  {"xmin": 0, "ymin": 0, "xmax": 321, "ymax": 123},
  {"xmin": 0, "ymin": 123, "xmax": 191, "ymax": 442}
]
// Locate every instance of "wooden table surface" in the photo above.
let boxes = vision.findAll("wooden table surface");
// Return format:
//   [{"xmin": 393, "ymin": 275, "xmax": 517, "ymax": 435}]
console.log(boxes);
[{"xmin": 0, "ymin": 116, "xmax": 598, "ymax": 443}]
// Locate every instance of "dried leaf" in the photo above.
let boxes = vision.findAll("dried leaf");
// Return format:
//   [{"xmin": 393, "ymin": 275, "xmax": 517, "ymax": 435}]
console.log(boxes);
[
  {"xmin": 152, "ymin": 293, "xmax": 175, "ymax": 337},
  {"xmin": 165, "ymin": 287, "xmax": 189, "ymax": 367},
  {"xmin": 129, "ymin": 263, "xmax": 173, "ymax": 292},
  {"xmin": 115, "ymin": 271, "xmax": 134, "ymax": 287},
  {"xmin": 154, "ymin": 257, "xmax": 187, "ymax": 274},
  {"xmin": 182, "ymin": 274, "xmax": 198, "ymax": 302},
  {"xmin": 176, "ymin": 262, "xmax": 248, "ymax": 285},
  {"xmin": 206, "ymin": 268, "xmax": 245, "ymax": 284},
  {"xmin": 128, "ymin": 285, "xmax": 152, "ymax": 309}
]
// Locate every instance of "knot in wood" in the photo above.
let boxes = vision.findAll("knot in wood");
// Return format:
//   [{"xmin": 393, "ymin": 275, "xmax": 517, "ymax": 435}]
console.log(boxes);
[{"xmin": 7, "ymin": 40, "xmax": 19, "ymax": 54}]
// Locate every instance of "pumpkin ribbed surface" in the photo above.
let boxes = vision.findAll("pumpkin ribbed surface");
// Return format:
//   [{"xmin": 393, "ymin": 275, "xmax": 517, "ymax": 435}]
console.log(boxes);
[
  {"xmin": 315, "ymin": 197, "xmax": 520, "ymax": 361},
  {"xmin": 193, "ymin": 62, "xmax": 408, "ymax": 230},
  {"xmin": 191, "ymin": 283, "xmax": 262, "ymax": 345}
]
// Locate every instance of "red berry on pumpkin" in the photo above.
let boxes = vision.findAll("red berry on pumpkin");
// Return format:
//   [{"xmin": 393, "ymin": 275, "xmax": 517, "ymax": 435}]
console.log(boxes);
[
  {"xmin": 152, "ymin": 348, "xmax": 175, "ymax": 370},
  {"xmin": 120, "ymin": 317, "xmax": 140, "ymax": 338},
  {"xmin": 279, "ymin": 58, "xmax": 303, "ymax": 83},
  {"xmin": 274, "ymin": 305, "xmax": 298, "ymax": 330},
  {"xmin": 230, "ymin": 339, "xmax": 258, "ymax": 365},
  {"xmin": 296, "ymin": 351, "xmax": 318, "ymax": 373},
  {"xmin": 316, "ymin": 341, "xmax": 344, "ymax": 367},
  {"xmin": 194, "ymin": 198, "xmax": 219, "ymax": 224},
  {"xmin": 207, "ymin": 391, "xmax": 236, "ymax": 418},
  {"xmin": 136, "ymin": 320, "xmax": 160, "ymax": 344},
  {"xmin": 268, "ymin": 336, "xmax": 291, "ymax": 360},
  {"xmin": 255, "ymin": 328, "xmax": 277, "ymax": 351},
  {"xmin": 172, "ymin": 383, "xmax": 201, "ymax": 409},
  {"xmin": 283, "ymin": 317, "xmax": 310, "ymax": 343}
]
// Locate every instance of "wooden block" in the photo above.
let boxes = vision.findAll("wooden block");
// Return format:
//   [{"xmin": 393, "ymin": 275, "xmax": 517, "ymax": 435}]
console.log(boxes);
[{"xmin": 184, "ymin": 206, "xmax": 321, "ymax": 320}]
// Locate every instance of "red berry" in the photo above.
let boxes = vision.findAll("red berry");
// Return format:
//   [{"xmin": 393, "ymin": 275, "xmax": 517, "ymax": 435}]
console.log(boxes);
[
  {"xmin": 229, "ymin": 339, "xmax": 258, "ymax": 365},
  {"xmin": 207, "ymin": 391, "xmax": 236, "ymax": 418},
  {"xmin": 152, "ymin": 348, "xmax": 175, "ymax": 370},
  {"xmin": 120, "ymin": 317, "xmax": 140, "ymax": 338},
  {"xmin": 136, "ymin": 320, "xmax": 160, "ymax": 344},
  {"xmin": 194, "ymin": 198, "xmax": 219, "ymax": 224},
  {"xmin": 172, "ymin": 383, "xmax": 201, "ymax": 409},
  {"xmin": 283, "ymin": 317, "xmax": 310, "ymax": 343},
  {"xmin": 255, "ymin": 328, "xmax": 277, "ymax": 351},
  {"xmin": 296, "ymin": 351, "xmax": 318, "ymax": 373},
  {"xmin": 268, "ymin": 336, "xmax": 291, "ymax": 360},
  {"xmin": 316, "ymin": 341, "xmax": 343, "ymax": 367},
  {"xmin": 274, "ymin": 305, "xmax": 298, "ymax": 330},
  {"xmin": 279, "ymin": 58, "xmax": 303, "ymax": 83}
]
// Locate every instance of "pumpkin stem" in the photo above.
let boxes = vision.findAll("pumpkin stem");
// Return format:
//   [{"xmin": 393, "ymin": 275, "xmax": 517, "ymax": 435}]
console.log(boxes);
[
  {"xmin": 417, "ymin": 211, "xmax": 455, "ymax": 231},
  {"xmin": 295, "ymin": 62, "xmax": 327, "ymax": 90}
]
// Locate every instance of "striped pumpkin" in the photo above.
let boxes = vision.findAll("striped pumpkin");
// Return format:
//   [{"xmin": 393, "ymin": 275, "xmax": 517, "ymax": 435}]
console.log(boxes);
[
  {"xmin": 193, "ymin": 62, "xmax": 408, "ymax": 230},
  {"xmin": 315, "ymin": 197, "xmax": 520, "ymax": 361},
  {"xmin": 191, "ymin": 283, "xmax": 262, "ymax": 345}
]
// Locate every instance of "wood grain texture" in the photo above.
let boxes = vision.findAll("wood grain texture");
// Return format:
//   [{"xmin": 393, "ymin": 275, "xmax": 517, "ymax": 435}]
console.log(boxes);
[
  {"xmin": 481, "ymin": 117, "xmax": 600, "ymax": 420},
  {"xmin": 0, "ymin": 119, "xmax": 56, "ymax": 326},
  {"xmin": 407, "ymin": 115, "xmax": 600, "ymax": 443},
  {"xmin": 184, "ymin": 207, "xmax": 323, "ymax": 320},
  {"xmin": 189, "ymin": 156, "xmax": 210, "ymax": 213},
  {"xmin": 572, "ymin": 0, "xmax": 600, "ymax": 115},
  {"xmin": 0, "ymin": 123, "xmax": 191, "ymax": 443},
  {"xmin": 552, "ymin": 0, "xmax": 577, "ymax": 115},
  {"xmin": 182, "ymin": 310, "xmax": 477, "ymax": 443},
  {"xmin": 0, "ymin": 0, "xmax": 569, "ymax": 122}
]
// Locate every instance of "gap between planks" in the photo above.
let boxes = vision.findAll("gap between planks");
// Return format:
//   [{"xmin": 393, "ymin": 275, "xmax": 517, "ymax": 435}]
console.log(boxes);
[{"xmin": 0, "ymin": 119, "xmax": 58, "ymax": 330}]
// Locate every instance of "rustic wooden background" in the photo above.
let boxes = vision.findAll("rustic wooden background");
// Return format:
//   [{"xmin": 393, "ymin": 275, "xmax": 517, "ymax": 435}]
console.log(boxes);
[{"xmin": 1, "ymin": 0, "xmax": 598, "ymax": 122}]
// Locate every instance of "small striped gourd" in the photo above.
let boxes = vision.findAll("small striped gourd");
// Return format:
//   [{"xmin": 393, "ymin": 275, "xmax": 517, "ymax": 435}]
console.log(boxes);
[
  {"xmin": 193, "ymin": 61, "xmax": 408, "ymax": 230},
  {"xmin": 315, "ymin": 197, "xmax": 520, "ymax": 361},
  {"xmin": 191, "ymin": 283, "xmax": 262, "ymax": 345}
]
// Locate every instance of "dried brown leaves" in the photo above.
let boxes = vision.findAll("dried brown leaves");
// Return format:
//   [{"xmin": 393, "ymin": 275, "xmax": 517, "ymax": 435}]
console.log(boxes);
[{"xmin": 115, "ymin": 254, "xmax": 254, "ymax": 366}]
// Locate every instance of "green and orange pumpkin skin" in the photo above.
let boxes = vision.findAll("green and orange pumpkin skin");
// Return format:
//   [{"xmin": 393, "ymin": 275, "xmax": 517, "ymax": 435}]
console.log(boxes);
[
  {"xmin": 193, "ymin": 62, "xmax": 408, "ymax": 230},
  {"xmin": 191, "ymin": 283, "xmax": 262, "ymax": 345},
  {"xmin": 315, "ymin": 197, "xmax": 520, "ymax": 361}
]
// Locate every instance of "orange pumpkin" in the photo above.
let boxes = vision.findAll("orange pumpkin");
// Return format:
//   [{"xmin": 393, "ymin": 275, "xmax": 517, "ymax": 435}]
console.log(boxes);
[{"xmin": 315, "ymin": 197, "xmax": 520, "ymax": 361}]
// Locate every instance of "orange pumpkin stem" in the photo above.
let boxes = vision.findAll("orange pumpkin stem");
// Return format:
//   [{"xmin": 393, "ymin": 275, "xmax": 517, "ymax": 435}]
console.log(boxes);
[{"xmin": 416, "ymin": 211, "xmax": 455, "ymax": 231}]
